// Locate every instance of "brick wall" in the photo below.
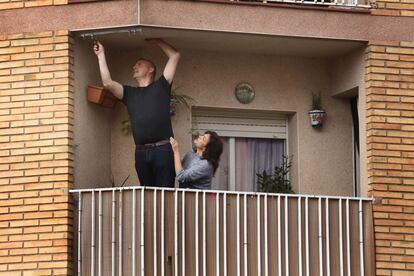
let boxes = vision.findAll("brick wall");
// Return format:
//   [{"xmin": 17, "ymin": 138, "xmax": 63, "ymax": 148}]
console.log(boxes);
[
  {"xmin": 371, "ymin": 1, "xmax": 414, "ymax": 16},
  {"xmin": 0, "ymin": 0, "xmax": 67, "ymax": 10},
  {"xmin": 0, "ymin": 31, "xmax": 74, "ymax": 275},
  {"xmin": 366, "ymin": 40, "xmax": 414, "ymax": 275}
]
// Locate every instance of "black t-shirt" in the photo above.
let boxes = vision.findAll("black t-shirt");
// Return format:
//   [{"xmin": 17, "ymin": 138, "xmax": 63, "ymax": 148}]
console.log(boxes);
[{"xmin": 122, "ymin": 75, "xmax": 174, "ymax": 145}]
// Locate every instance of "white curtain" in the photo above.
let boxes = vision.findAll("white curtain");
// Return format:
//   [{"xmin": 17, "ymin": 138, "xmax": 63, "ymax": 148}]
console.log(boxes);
[
  {"xmin": 212, "ymin": 138, "xmax": 285, "ymax": 192},
  {"xmin": 235, "ymin": 138, "xmax": 285, "ymax": 192}
]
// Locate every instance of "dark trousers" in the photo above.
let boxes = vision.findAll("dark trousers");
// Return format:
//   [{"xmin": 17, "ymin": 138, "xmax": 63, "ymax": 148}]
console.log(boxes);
[{"xmin": 134, "ymin": 143, "xmax": 175, "ymax": 187}]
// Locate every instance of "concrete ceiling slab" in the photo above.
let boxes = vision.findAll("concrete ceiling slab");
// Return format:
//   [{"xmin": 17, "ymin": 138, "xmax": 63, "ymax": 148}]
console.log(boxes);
[{"xmin": 74, "ymin": 26, "xmax": 366, "ymax": 58}]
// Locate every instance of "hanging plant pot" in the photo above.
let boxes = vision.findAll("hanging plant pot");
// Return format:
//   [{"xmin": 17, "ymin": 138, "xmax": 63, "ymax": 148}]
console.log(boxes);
[
  {"xmin": 308, "ymin": 109, "xmax": 326, "ymax": 128},
  {"xmin": 87, "ymin": 85, "xmax": 118, "ymax": 108}
]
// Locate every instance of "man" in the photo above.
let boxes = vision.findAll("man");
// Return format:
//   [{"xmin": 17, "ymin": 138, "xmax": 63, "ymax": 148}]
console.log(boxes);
[{"xmin": 93, "ymin": 38, "xmax": 180, "ymax": 187}]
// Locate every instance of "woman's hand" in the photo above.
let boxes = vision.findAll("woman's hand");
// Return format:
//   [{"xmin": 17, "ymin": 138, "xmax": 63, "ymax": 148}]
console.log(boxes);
[
  {"xmin": 170, "ymin": 137, "xmax": 179, "ymax": 153},
  {"xmin": 170, "ymin": 137, "xmax": 183, "ymax": 174}
]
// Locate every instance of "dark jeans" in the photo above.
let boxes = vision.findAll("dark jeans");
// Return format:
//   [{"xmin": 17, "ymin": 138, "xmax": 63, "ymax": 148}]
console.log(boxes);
[{"xmin": 134, "ymin": 143, "xmax": 175, "ymax": 187}]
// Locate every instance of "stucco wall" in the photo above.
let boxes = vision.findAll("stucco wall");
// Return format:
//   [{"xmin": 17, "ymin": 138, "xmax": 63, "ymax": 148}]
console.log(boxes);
[
  {"xmin": 102, "ymin": 45, "xmax": 354, "ymax": 196},
  {"xmin": 73, "ymin": 39, "xmax": 112, "ymax": 188},
  {"xmin": 330, "ymin": 47, "xmax": 368, "ymax": 196}
]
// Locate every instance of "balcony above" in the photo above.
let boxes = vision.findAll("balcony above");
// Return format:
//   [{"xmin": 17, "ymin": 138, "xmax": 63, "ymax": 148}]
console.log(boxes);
[{"xmin": 191, "ymin": 0, "xmax": 372, "ymax": 10}]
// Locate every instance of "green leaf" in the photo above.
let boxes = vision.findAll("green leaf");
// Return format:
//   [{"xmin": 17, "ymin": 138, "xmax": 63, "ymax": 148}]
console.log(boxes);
[{"xmin": 257, "ymin": 155, "xmax": 294, "ymax": 194}]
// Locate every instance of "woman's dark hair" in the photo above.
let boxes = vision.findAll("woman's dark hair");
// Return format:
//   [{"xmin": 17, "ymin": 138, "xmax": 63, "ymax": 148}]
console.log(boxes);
[{"xmin": 202, "ymin": 131, "xmax": 223, "ymax": 174}]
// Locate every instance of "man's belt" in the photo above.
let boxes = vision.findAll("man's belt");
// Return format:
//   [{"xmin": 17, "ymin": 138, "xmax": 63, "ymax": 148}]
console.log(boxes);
[{"xmin": 136, "ymin": 139, "xmax": 170, "ymax": 150}]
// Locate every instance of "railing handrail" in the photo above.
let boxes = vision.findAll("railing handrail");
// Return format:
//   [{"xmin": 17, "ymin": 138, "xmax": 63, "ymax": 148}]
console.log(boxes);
[
  {"xmin": 69, "ymin": 185, "xmax": 374, "ymax": 201},
  {"xmin": 194, "ymin": 0, "xmax": 372, "ymax": 9},
  {"xmin": 73, "ymin": 185, "xmax": 375, "ymax": 275}
]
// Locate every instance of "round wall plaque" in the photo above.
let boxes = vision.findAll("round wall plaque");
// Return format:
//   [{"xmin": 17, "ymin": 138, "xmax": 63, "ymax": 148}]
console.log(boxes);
[{"xmin": 235, "ymin": 82, "xmax": 255, "ymax": 104}]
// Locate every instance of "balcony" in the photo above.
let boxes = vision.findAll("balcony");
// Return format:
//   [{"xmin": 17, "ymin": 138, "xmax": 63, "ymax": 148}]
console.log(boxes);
[
  {"xmin": 192, "ymin": 0, "xmax": 372, "ymax": 9},
  {"xmin": 70, "ymin": 187, "xmax": 374, "ymax": 275},
  {"xmin": 74, "ymin": 26, "xmax": 367, "ymax": 196},
  {"xmin": 71, "ymin": 27, "xmax": 373, "ymax": 274}
]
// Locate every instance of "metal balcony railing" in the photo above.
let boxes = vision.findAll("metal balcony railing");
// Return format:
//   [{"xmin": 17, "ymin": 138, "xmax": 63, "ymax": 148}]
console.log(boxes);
[
  {"xmin": 206, "ymin": 0, "xmax": 372, "ymax": 9},
  {"xmin": 70, "ymin": 187, "xmax": 375, "ymax": 276}
]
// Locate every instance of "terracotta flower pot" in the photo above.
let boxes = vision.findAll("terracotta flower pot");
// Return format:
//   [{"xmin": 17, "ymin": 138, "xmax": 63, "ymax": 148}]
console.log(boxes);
[
  {"xmin": 308, "ymin": 109, "xmax": 326, "ymax": 128},
  {"xmin": 87, "ymin": 85, "xmax": 118, "ymax": 108}
]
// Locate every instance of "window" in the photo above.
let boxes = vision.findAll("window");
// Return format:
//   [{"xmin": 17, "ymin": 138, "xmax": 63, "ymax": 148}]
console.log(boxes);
[{"xmin": 192, "ymin": 107, "xmax": 288, "ymax": 192}]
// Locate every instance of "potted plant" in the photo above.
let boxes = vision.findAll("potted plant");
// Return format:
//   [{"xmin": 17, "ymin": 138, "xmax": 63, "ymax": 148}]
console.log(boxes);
[
  {"xmin": 257, "ymin": 156, "xmax": 294, "ymax": 194},
  {"xmin": 87, "ymin": 85, "xmax": 119, "ymax": 108},
  {"xmin": 110, "ymin": 174, "xmax": 130, "ymax": 187},
  {"xmin": 308, "ymin": 92, "xmax": 326, "ymax": 128},
  {"xmin": 169, "ymin": 89, "xmax": 195, "ymax": 116}
]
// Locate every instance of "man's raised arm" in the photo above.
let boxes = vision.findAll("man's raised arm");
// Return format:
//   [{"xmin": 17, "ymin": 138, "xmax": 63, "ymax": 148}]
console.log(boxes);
[
  {"xmin": 148, "ymin": 39, "xmax": 180, "ymax": 84},
  {"xmin": 93, "ymin": 41, "xmax": 123, "ymax": 99}
]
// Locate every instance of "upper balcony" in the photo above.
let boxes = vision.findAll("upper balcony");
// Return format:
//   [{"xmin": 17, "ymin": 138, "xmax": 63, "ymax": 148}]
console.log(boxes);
[
  {"xmin": 137, "ymin": 0, "xmax": 410, "ymax": 45},
  {"xmin": 192, "ymin": 0, "xmax": 372, "ymax": 9}
]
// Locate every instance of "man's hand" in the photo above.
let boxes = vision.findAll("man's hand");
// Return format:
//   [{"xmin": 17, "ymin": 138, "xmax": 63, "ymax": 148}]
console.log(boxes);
[
  {"xmin": 170, "ymin": 137, "xmax": 179, "ymax": 153},
  {"xmin": 93, "ymin": 41, "xmax": 104, "ymax": 57},
  {"xmin": 147, "ymin": 38, "xmax": 180, "ymax": 84},
  {"xmin": 93, "ymin": 41, "xmax": 123, "ymax": 100}
]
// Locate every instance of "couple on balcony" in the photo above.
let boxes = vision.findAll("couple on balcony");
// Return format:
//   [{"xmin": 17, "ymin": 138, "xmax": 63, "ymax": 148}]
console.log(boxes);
[{"xmin": 93, "ymin": 39, "xmax": 223, "ymax": 189}]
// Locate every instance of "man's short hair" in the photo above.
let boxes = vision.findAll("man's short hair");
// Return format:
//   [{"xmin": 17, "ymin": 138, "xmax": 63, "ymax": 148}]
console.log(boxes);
[{"xmin": 138, "ymin": 58, "xmax": 157, "ymax": 79}]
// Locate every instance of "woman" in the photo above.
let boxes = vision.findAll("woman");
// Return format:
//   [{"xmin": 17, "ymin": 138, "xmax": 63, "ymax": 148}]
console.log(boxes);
[{"xmin": 170, "ymin": 131, "xmax": 223, "ymax": 189}]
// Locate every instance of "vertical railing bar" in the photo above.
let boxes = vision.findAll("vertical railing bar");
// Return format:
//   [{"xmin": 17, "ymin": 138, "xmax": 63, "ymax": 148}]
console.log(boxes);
[
  {"xmin": 216, "ymin": 193, "xmax": 220, "ymax": 276},
  {"xmin": 244, "ymin": 194, "xmax": 248, "ymax": 276},
  {"xmin": 91, "ymin": 191, "xmax": 95, "ymax": 276},
  {"xmin": 277, "ymin": 195, "xmax": 281, "ymax": 276},
  {"xmin": 78, "ymin": 191, "xmax": 82, "ymax": 276},
  {"xmin": 305, "ymin": 197, "xmax": 309, "ymax": 276},
  {"xmin": 195, "ymin": 191, "xmax": 199, "ymax": 276},
  {"xmin": 237, "ymin": 194, "xmax": 241, "ymax": 276},
  {"xmin": 132, "ymin": 188, "xmax": 136, "ymax": 276},
  {"xmin": 359, "ymin": 200, "xmax": 365, "ymax": 276},
  {"xmin": 118, "ymin": 190, "xmax": 123, "ymax": 276},
  {"xmin": 154, "ymin": 190, "xmax": 157, "ymax": 276},
  {"xmin": 339, "ymin": 199, "xmax": 344, "ymax": 276},
  {"xmin": 326, "ymin": 199, "xmax": 330, "ymax": 276},
  {"xmin": 346, "ymin": 199, "xmax": 351, "ymax": 276},
  {"xmin": 140, "ymin": 188, "xmax": 145, "ymax": 276},
  {"xmin": 224, "ymin": 193, "xmax": 228, "ymax": 276},
  {"xmin": 182, "ymin": 191, "xmax": 186, "ymax": 276},
  {"xmin": 174, "ymin": 190, "xmax": 178, "ymax": 276},
  {"xmin": 257, "ymin": 194, "xmax": 261, "ymax": 276},
  {"xmin": 203, "ymin": 192, "xmax": 207, "ymax": 276},
  {"xmin": 161, "ymin": 190, "xmax": 165, "ymax": 276},
  {"xmin": 318, "ymin": 198, "xmax": 323, "ymax": 276},
  {"xmin": 264, "ymin": 194, "xmax": 268, "ymax": 276},
  {"xmin": 111, "ymin": 190, "xmax": 116, "ymax": 276},
  {"xmin": 285, "ymin": 196, "xmax": 289, "ymax": 276},
  {"xmin": 98, "ymin": 190, "xmax": 103, "ymax": 276},
  {"xmin": 298, "ymin": 196, "xmax": 302, "ymax": 276}
]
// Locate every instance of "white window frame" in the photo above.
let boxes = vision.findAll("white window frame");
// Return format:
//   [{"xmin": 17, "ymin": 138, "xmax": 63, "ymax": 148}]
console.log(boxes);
[{"xmin": 192, "ymin": 107, "xmax": 289, "ymax": 191}]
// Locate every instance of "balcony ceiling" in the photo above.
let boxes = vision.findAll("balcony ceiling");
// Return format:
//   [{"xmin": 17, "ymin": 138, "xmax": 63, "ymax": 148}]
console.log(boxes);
[{"xmin": 76, "ymin": 26, "xmax": 366, "ymax": 58}]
